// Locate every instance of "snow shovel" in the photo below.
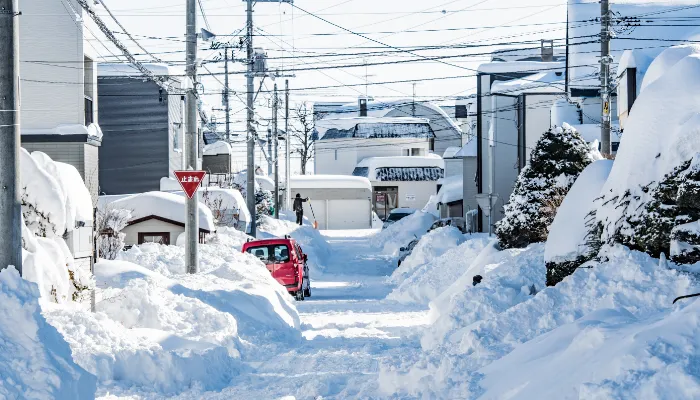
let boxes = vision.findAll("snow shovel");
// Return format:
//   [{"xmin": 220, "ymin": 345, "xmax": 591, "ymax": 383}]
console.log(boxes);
[{"xmin": 308, "ymin": 200, "xmax": 319, "ymax": 230}]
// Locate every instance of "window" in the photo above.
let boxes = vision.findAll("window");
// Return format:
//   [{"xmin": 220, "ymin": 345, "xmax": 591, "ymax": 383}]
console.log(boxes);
[
  {"xmin": 411, "ymin": 148, "xmax": 424, "ymax": 156},
  {"xmin": 429, "ymin": 137, "xmax": 435, "ymax": 151},
  {"xmin": 138, "ymin": 232, "xmax": 170, "ymax": 245},
  {"xmin": 245, "ymin": 244, "xmax": 290, "ymax": 263},
  {"xmin": 455, "ymin": 104, "xmax": 468, "ymax": 119},
  {"xmin": 403, "ymin": 149, "xmax": 410, "ymax": 156},
  {"xmin": 84, "ymin": 97, "xmax": 93, "ymax": 126}
]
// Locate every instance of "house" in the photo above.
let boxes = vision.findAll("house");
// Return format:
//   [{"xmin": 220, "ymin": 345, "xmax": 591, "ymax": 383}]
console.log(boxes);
[
  {"xmin": 314, "ymin": 98, "xmax": 464, "ymax": 156},
  {"xmin": 352, "ymin": 155, "xmax": 445, "ymax": 220},
  {"xmin": 19, "ymin": 0, "xmax": 102, "ymax": 200},
  {"xmin": 101, "ymin": 191, "xmax": 215, "ymax": 246},
  {"xmin": 289, "ymin": 175, "xmax": 374, "ymax": 230},
  {"xmin": 314, "ymin": 116, "xmax": 435, "ymax": 175},
  {"xmin": 202, "ymin": 141, "xmax": 233, "ymax": 185},
  {"xmin": 97, "ymin": 63, "xmax": 184, "ymax": 195}
]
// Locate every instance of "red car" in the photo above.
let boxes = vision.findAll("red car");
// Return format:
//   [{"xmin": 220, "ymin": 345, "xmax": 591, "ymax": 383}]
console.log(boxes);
[{"xmin": 242, "ymin": 236, "xmax": 311, "ymax": 301}]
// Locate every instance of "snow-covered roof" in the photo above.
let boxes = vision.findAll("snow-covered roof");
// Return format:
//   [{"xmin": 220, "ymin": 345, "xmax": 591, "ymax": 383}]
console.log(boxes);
[
  {"xmin": 491, "ymin": 71, "xmax": 566, "ymax": 95},
  {"xmin": 442, "ymin": 147, "xmax": 462, "ymax": 159},
  {"xmin": 315, "ymin": 116, "xmax": 431, "ymax": 140},
  {"xmin": 640, "ymin": 45, "xmax": 700, "ymax": 93},
  {"xmin": 22, "ymin": 123, "xmax": 103, "ymax": 141},
  {"xmin": 455, "ymin": 137, "xmax": 477, "ymax": 158},
  {"xmin": 568, "ymin": 0, "xmax": 700, "ymax": 92},
  {"xmin": 172, "ymin": 187, "xmax": 251, "ymax": 223},
  {"xmin": 436, "ymin": 174, "xmax": 463, "ymax": 204},
  {"xmin": 290, "ymin": 175, "xmax": 372, "ymax": 191},
  {"xmin": 256, "ymin": 176, "xmax": 275, "ymax": 191},
  {"xmin": 616, "ymin": 48, "xmax": 659, "ymax": 78},
  {"xmin": 98, "ymin": 63, "xmax": 180, "ymax": 78},
  {"xmin": 476, "ymin": 61, "xmax": 564, "ymax": 75},
  {"xmin": 203, "ymin": 141, "xmax": 232, "ymax": 156},
  {"xmin": 355, "ymin": 155, "xmax": 445, "ymax": 182},
  {"xmin": 104, "ymin": 191, "xmax": 215, "ymax": 232}
]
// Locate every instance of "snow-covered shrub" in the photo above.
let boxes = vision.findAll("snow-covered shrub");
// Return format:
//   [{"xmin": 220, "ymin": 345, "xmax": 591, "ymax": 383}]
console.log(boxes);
[
  {"xmin": 0, "ymin": 267, "xmax": 96, "ymax": 398},
  {"xmin": 97, "ymin": 205, "xmax": 131, "ymax": 260},
  {"xmin": 255, "ymin": 189, "xmax": 274, "ymax": 222},
  {"xmin": 545, "ymin": 160, "xmax": 613, "ymax": 286},
  {"xmin": 496, "ymin": 124, "xmax": 594, "ymax": 249}
]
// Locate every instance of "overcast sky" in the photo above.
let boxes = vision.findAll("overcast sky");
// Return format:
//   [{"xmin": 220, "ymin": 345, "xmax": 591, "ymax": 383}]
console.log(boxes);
[{"xmin": 86, "ymin": 0, "xmax": 566, "ymax": 132}]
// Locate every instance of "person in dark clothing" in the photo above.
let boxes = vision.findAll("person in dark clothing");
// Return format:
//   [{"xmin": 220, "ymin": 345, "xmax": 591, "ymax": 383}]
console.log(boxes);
[{"xmin": 293, "ymin": 193, "xmax": 309, "ymax": 225}]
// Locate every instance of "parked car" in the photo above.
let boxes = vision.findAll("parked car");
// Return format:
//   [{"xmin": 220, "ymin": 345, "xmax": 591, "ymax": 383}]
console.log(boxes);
[
  {"xmin": 382, "ymin": 208, "xmax": 417, "ymax": 229},
  {"xmin": 429, "ymin": 217, "xmax": 467, "ymax": 233},
  {"xmin": 397, "ymin": 238, "xmax": 419, "ymax": 267},
  {"xmin": 242, "ymin": 236, "xmax": 311, "ymax": 301}
]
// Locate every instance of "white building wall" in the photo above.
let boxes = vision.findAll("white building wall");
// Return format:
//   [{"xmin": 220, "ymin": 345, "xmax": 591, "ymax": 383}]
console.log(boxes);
[
  {"xmin": 524, "ymin": 94, "xmax": 561, "ymax": 164},
  {"xmin": 373, "ymin": 181, "xmax": 437, "ymax": 211},
  {"xmin": 122, "ymin": 220, "xmax": 186, "ymax": 246},
  {"xmin": 314, "ymin": 138, "xmax": 430, "ymax": 175},
  {"xmin": 19, "ymin": 0, "xmax": 90, "ymax": 129},
  {"xmin": 444, "ymin": 158, "xmax": 462, "ymax": 178}
]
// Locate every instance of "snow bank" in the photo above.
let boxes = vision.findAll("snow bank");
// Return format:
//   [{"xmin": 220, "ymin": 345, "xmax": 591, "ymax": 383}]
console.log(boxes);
[
  {"xmin": 106, "ymin": 191, "xmax": 216, "ymax": 232},
  {"xmin": 373, "ymin": 211, "xmax": 436, "ymax": 255},
  {"xmin": 545, "ymin": 160, "xmax": 614, "ymax": 264},
  {"xmin": 390, "ymin": 227, "xmax": 466, "ymax": 285},
  {"xmin": 0, "ymin": 267, "xmax": 96, "ymax": 399},
  {"xmin": 20, "ymin": 148, "xmax": 67, "ymax": 235},
  {"xmin": 379, "ymin": 245, "xmax": 699, "ymax": 398},
  {"xmin": 388, "ymin": 233, "xmax": 490, "ymax": 305},
  {"xmin": 640, "ymin": 45, "xmax": 700, "ymax": 93},
  {"xmin": 258, "ymin": 215, "xmax": 332, "ymax": 275}
]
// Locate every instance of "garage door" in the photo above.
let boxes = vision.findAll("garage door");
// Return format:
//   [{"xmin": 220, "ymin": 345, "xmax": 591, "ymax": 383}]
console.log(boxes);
[
  {"xmin": 327, "ymin": 199, "xmax": 370, "ymax": 230},
  {"xmin": 303, "ymin": 200, "xmax": 327, "ymax": 230}
]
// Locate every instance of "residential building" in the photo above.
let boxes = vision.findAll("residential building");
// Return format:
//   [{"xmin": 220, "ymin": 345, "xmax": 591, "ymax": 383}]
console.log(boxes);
[
  {"xmin": 97, "ymin": 64, "xmax": 184, "ymax": 195},
  {"xmin": 19, "ymin": 0, "xmax": 101, "ymax": 199},
  {"xmin": 352, "ymin": 155, "xmax": 445, "ymax": 220}
]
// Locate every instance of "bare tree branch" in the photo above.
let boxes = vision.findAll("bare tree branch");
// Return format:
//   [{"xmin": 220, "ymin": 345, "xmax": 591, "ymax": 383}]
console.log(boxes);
[{"xmin": 290, "ymin": 102, "xmax": 315, "ymax": 174}]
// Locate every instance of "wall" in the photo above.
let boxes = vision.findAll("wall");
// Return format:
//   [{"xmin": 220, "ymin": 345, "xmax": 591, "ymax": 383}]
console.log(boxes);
[
  {"xmin": 522, "ymin": 93, "xmax": 562, "ymax": 166},
  {"xmin": 444, "ymin": 158, "xmax": 462, "ymax": 178},
  {"xmin": 169, "ymin": 92, "xmax": 184, "ymax": 176},
  {"xmin": 98, "ymin": 78, "xmax": 171, "ymax": 195},
  {"xmin": 314, "ymin": 138, "xmax": 431, "ymax": 175},
  {"xmin": 122, "ymin": 219, "xmax": 185, "ymax": 246},
  {"xmin": 372, "ymin": 181, "xmax": 437, "ymax": 211},
  {"xmin": 202, "ymin": 154, "xmax": 231, "ymax": 175},
  {"xmin": 289, "ymin": 187, "xmax": 372, "ymax": 229},
  {"xmin": 19, "ymin": 0, "xmax": 85, "ymax": 129},
  {"xmin": 463, "ymin": 157, "xmax": 478, "ymax": 213}
]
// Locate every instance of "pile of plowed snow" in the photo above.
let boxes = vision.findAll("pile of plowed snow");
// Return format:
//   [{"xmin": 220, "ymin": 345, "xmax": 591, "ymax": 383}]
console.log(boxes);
[
  {"xmin": 257, "ymin": 214, "xmax": 331, "ymax": 275},
  {"xmin": 0, "ymin": 267, "xmax": 96, "ymax": 399},
  {"xmin": 373, "ymin": 211, "xmax": 436, "ymax": 255},
  {"xmin": 387, "ymin": 230, "xmax": 490, "ymax": 305},
  {"xmin": 379, "ymin": 244, "xmax": 700, "ymax": 399},
  {"xmin": 43, "ymin": 230, "xmax": 301, "ymax": 396}
]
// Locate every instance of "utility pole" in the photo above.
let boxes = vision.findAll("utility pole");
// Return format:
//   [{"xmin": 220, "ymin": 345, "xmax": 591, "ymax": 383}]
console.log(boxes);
[
  {"xmin": 600, "ymin": 0, "xmax": 612, "ymax": 155},
  {"xmin": 185, "ymin": 0, "xmax": 199, "ymax": 273},
  {"xmin": 267, "ymin": 128, "xmax": 273, "ymax": 176},
  {"xmin": 0, "ymin": 0, "xmax": 22, "ymax": 274},
  {"xmin": 224, "ymin": 47, "xmax": 230, "ymax": 141},
  {"xmin": 273, "ymin": 83, "xmax": 280, "ymax": 219},
  {"xmin": 412, "ymin": 83, "xmax": 417, "ymax": 117},
  {"xmin": 246, "ymin": 0, "xmax": 257, "ymax": 237},
  {"xmin": 284, "ymin": 79, "xmax": 291, "ymax": 211}
]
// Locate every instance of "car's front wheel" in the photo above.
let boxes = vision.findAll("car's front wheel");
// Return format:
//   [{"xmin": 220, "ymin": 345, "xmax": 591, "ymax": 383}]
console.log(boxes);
[{"xmin": 294, "ymin": 284, "xmax": 305, "ymax": 301}]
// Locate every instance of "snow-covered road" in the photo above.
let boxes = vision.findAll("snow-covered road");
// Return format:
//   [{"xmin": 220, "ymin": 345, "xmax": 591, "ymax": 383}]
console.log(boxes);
[{"xmin": 214, "ymin": 230, "xmax": 430, "ymax": 399}]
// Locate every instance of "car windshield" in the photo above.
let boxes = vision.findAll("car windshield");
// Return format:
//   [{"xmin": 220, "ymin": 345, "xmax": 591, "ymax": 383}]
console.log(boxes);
[
  {"xmin": 387, "ymin": 212, "xmax": 411, "ymax": 222},
  {"xmin": 246, "ymin": 244, "xmax": 290, "ymax": 263}
]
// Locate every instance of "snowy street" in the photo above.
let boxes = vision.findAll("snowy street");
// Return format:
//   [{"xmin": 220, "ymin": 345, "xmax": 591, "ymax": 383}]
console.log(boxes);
[{"xmin": 210, "ymin": 229, "xmax": 430, "ymax": 399}]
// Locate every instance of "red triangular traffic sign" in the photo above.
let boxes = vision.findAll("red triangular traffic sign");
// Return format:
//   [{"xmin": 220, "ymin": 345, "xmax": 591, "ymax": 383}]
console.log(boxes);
[{"xmin": 174, "ymin": 170, "xmax": 207, "ymax": 198}]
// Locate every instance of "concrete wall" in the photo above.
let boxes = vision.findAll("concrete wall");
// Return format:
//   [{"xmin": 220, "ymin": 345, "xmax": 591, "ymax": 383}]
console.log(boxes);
[
  {"xmin": 98, "ymin": 78, "xmax": 176, "ymax": 195},
  {"xmin": 315, "ymin": 138, "xmax": 431, "ymax": 175},
  {"xmin": 21, "ymin": 141, "xmax": 99, "ymax": 200},
  {"xmin": 122, "ymin": 219, "xmax": 185, "ymax": 246},
  {"xmin": 19, "ymin": 0, "xmax": 90, "ymax": 129}
]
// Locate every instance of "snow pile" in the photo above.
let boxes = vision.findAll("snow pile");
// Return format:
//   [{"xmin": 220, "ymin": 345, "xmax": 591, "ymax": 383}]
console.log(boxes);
[
  {"xmin": 203, "ymin": 141, "xmax": 232, "ymax": 156},
  {"xmin": 258, "ymin": 214, "xmax": 332, "ymax": 275},
  {"xmin": 545, "ymin": 160, "xmax": 614, "ymax": 264},
  {"xmin": 105, "ymin": 191, "xmax": 216, "ymax": 232},
  {"xmin": 373, "ymin": 211, "xmax": 436, "ymax": 255},
  {"xmin": 640, "ymin": 44, "xmax": 700, "ymax": 92},
  {"xmin": 388, "ymin": 233, "xmax": 490, "ymax": 305},
  {"xmin": 435, "ymin": 174, "xmax": 463, "ymax": 204},
  {"xmin": 20, "ymin": 148, "xmax": 68, "ymax": 235},
  {"xmin": 0, "ymin": 267, "xmax": 96, "ymax": 399},
  {"xmin": 389, "ymin": 226, "xmax": 466, "ymax": 285},
  {"xmin": 379, "ymin": 245, "xmax": 699, "ymax": 398},
  {"xmin": 45, "ymin": 228, "xmax": 301, "ymax": 395}
]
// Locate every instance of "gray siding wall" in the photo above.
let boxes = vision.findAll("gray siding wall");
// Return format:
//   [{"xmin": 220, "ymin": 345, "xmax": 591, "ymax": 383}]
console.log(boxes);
[
  {"xmin": 463, "ymin": 157, "xmax": 478, "ymax": 213},
  {"xmin": 98, "ymin": 78, "xmax": 172, "ymax": 195},
  {"xmin": 202, "ymin": 154, "xmax": 231, "ymax": 175},
  {"xmin": 21, "ymin": 141, "xmax": 99, "ymax": 200},
  {"xmin": 169, "ymin": 92, "xmax": 184, "ymax": 175}
]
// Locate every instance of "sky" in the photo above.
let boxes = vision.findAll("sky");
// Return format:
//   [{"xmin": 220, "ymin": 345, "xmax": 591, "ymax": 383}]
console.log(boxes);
[{"xmin": 85, "ymin": 0, "xmax": 567, "ymax": 136}]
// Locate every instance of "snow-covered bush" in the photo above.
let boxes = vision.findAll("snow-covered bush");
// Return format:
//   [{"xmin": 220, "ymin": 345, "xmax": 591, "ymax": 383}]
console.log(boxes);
[
  {"xmin": 0, "ymin": 267, "xmax": 96, "ymax": 399},
  {"xmin": 545, "ymin": 160, "xmax": 613, "ymax": 286},
  {"xmin": 97, "ymin": 205, "xmax": 131, "ymax": 260},
  {"xmin": 495, "ymin": 129, "xmax": 587, "ymax": 248},
  {"xmin": 496, "ymin": 124, "xmax": 594, "ymax": 249}
]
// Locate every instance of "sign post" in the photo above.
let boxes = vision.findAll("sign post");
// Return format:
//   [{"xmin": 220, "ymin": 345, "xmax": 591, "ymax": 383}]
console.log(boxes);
[
  {"xmin": 475, "ymin": 193, "xmax": 500, "ymax": 237},
  {"xmin": 175, "ymin": 170, "xmax": 206, "ymax": 274}
]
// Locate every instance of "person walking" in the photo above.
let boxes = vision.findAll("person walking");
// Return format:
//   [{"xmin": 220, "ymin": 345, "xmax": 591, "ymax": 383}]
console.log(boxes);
[{"xmin": 293, "ymin": 193, "xmax": 309, "ymax": 225}]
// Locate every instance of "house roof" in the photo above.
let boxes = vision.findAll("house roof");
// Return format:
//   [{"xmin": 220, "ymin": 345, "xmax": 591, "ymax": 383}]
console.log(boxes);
[{"xmin": 315, "ymin": 116, "xmax": 431, "ymax": 140}]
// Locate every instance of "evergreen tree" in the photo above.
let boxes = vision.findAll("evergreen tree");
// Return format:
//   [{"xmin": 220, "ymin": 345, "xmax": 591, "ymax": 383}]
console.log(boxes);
[{"xmin": 496, "ymin": 125, "xmax": 593, "ymax": 249}]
